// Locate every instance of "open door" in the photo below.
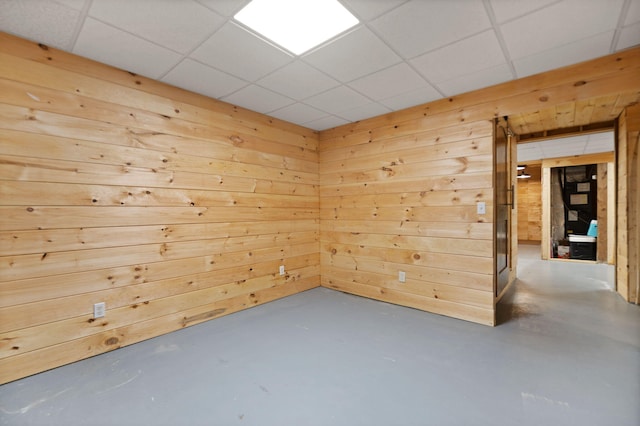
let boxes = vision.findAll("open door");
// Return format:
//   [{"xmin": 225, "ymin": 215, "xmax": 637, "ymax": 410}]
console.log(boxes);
[{"xmin": 495, "ymin": 117, "xmax": 513, "ymax": 298}]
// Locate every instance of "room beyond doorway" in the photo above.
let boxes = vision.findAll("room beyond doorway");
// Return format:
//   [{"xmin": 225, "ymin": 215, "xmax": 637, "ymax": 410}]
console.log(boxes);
[{"xmin": 516, "ymin": 131, "xmax": 615, "ymax": 265}]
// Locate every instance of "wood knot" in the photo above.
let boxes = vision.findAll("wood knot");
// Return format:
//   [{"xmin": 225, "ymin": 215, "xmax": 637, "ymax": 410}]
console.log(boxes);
[
  {"xmin": 26, "ymin": 207, "xmax": 34, "ymax": 212},
  {"xmin": 539, "ymin": 96, "xmax": 549, "ymax": 102},
  {"xmin": 573, "ymin": 80, "xmax": 587, "ymax": 87},
  {"xmin": 38, "ymin": 43, "xmax": 49, "ymax": 51},
  {"xmin": 105, "ymin": 337, "xmax": 119, "ymax": 346},
  {"xmin": 413, "ymin": 253, "xmax": 421, "ymax": 260},
  {"xmin": 331, "ymin": 248, "xmax": 337, "ymax": 255}
]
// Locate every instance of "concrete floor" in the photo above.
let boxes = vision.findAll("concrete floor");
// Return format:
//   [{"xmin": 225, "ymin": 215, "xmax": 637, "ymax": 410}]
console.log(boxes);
[{"xmin": 1, "ymin": 244, "xmax": 639, "ymax": 426}]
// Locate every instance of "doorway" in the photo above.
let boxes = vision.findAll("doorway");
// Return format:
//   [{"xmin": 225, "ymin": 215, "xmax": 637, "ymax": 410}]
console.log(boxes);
[{"xmin": 516, "ymin": 131, "xmax": 615, "ymax": 264}]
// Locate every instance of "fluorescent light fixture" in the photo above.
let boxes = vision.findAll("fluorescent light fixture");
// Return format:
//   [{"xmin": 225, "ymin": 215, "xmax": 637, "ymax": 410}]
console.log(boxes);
[
  {"xmin": 517, "ymin": 173, "xmax": 531, "ymax": 179},
  {"xmin": 234, "ymin": 0, "xmax": 359, "ymax": 55},
  {"xmin": 517, "ymin": 165, "xmax": 526, "ymax": 171}
]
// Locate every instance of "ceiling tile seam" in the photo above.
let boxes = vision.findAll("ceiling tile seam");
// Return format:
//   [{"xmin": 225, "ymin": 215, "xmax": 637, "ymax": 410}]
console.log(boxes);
[
  {"xmin": 225, "ymin": 86, "xmax": 299, "ymax": 116},
  {"xmin": 371, "ymin": 24, "xmax": 511, "ymax": 95},
  {"xmin": 300, "ymin": 116, "xmax": 342, "ymax": 129},
  {"xmin": 67, "ymin": 0, "xmax": 93, "ymax": 52},
  {"xmin": 511, "ymin": 29, "xmax": 624, "ymax": 70},
  {"xmin": 355, "ymin": 21, "xmax": 445, "ymax": 99},
  {"xmin": 339, "ymin": 0, "xmax": 410, "ymax": 26},
  {"xmin": 482, "ymin": 0, "xmax": 517, "ymax": 79},
  {"xmin": 80, "ymin": 16, "xmax": 192, "ymax": 57},
  {"xmin": 156, "ymin": 21, "xmax": 247, "ymax": 82},
  {"xmin": 492, "ymin": 0, "xmax": 564, "ymax": 26},
  {"xmin": 193, "ymin": 0, "xmax": 249, "ymax": 18},
  {"xmin": 610, "ymin": 0, "xmax": 633, "ymax": 52}
]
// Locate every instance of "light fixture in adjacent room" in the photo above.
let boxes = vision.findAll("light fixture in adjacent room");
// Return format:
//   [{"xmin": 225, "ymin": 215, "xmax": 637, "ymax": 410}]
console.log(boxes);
[
  {"xmin": 517, "ymin": 165, "xmax": 530, "ymax": 179},
  {"xmin": 234, "ymin": 0, "xmax": 359, "ymax": 55}
]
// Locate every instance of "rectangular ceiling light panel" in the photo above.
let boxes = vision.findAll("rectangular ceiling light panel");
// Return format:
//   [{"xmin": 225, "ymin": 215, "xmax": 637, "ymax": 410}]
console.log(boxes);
[{"xmin": 234, "ymin": 0, "xmax": 359, "ymax": 55}]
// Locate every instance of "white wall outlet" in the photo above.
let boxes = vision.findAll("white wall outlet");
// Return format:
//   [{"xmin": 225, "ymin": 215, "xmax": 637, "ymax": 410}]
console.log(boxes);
[
  {"xmin": 279, "ymin": 265, "xmax": 285, "ymax": 276},
  {"xmin": 93, "ymin": 302, "xmax": 106, "ymax": 319},
  {"xmin": 398, "ymin": 271, "xmax": 406, "ymax": 283},
  {"xmin": 477, "ymin": 202, "xmax": 486, "ymax": 215}
]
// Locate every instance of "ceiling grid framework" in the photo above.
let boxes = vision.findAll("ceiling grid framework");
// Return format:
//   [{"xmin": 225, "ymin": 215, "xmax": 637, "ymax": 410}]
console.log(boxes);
[{"xmin": 0, "ymin": 0, "xmax": 638, "ymax": 132}]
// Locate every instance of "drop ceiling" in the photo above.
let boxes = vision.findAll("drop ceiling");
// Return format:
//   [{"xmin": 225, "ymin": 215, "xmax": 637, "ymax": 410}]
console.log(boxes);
[
  {"xmin": 0, "ymin": 0, "xmax": 638, "ymax": 132},
  {"xmin": 517, "ymin": 131, "xmax": 614, "ymax": 162}
]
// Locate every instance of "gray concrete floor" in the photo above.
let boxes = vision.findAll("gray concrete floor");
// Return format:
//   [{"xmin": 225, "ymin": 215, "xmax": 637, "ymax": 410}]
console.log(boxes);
[{"xmin": 1, "ymin": 244, "xmax": 639, "ymax": 426}]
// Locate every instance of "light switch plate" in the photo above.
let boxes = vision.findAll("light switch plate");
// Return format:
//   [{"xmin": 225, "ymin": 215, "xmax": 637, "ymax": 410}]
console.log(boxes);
[
  {"xmin": 279, "ymin": 265, "xmax": 285, "ymax": 276},
  {"xmin": 398, "ymin": 271, "xmax": 406, "ymax": 283},
  {"xmin": 477, "ymin": 202, "xmax": 486, "ymax": 214}
]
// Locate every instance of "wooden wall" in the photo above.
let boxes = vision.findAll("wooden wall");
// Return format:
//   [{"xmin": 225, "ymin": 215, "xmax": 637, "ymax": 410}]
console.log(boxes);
[
  {"xmin": 319, "ymin": 118, "xmax": 496, "ymax": 325},
  {"xmin": 617, "ymin": 104, "xmax": 640, "ymax": 304},
  {"xmin": 1, "ymin": 33, "xmax": 638, "ymax": 383},
  {"xmin": 0, "ymin": 33, "xmax": 320, "ymax": 384},
  {"xmin": 318, "ymin": 46, "xmax": 640, "ymax": 326},
  {"xmin": 516, "ymin": 164, "xmax": 542, "ymax": 242}
]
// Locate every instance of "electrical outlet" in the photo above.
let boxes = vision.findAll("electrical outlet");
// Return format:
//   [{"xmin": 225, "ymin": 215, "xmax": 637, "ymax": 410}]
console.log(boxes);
[
  {"xmin": 398, "ymin": 271, "xmax": 406, "ymax": 283},
  {"xmin": 93, "ymin": 302, "xmax": 106, "ymax": 319},
  {"xmin": 279, "ymin": 265, "xmax": 285, "ymax": 276},
  {"xmin": 477, "ymin": 202, "xmax": 486, "ymax": 215}
]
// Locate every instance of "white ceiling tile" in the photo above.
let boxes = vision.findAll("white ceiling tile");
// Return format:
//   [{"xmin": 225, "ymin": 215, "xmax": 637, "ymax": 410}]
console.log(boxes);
[
  {"xmin": 304, "ymin": 115, "xmax": 350, "ymax": 131},
  {"xmin": 256, "ymin": 61, "xmax": 339, "ymax": 101},
  {"xmin": 370, "ymin": 0, "xmax": 491, "ymax": 59},
  {"xmin": 513, "ymin": 31, "xmax": 613, "ymax": 78},
  {"xmin": 88, "ymin": 0, "xmax": 223, "ymax": 54},
  {"xmin": 269, "ymin": 103, "xmax": 328, "ymax": 125},
  {"xmin": 161, "ymin": 59, "xmax": 247, "ymax": 99},
  {"xmin": 303, "ymin": 26, "xmax": 401, "ymax": 82},
  {"xmin": 517, "ymin": 146, "xmax": 544, "ymax": 162},
  {"xmin": 73, "ymin": 18, "xmax": 181, "ymax": 79},
  {"xmin": 304, "ymin": 86, "xmax": 371, "ymax": 113},
  {"xmin": 435, "ymin": 63, "xmax": 513, "ymax": 97},
  {"xmin": 489, "ymin": 0, "xmax": 558, "ymax": 23},
  {"xmin": 341, "ymin": 0, "xmax": 408, "ymax": 21},
  {"xmin": 378, "ymin": 85, "xmax": 442, "ymax": 111},
  {"xmin": 195, "ymin": 0, "xmax": 250, "ymax": 17},
  {"xmin": 411, "ymin": 30, "xmax": 507, "ymax": 84},
  {"xmin": 348, "ymin": 63, "xmax": 427, "ymax": 101},
  {"xmin": 222, "ymin": 84, "xmax": 294, "ymax": 114},
  {"xmin": 501, "ymin": 0, "xmax": 624, "ymax": 60},
  {"xmin": 624, "ymin": 0, "xmax": 640, "ymax": 25},
  {"xmin": 584, "ymin": 140, "xmax": 614, "ymax": 154},
  {"xmin": 554, "ymin": 135, "xmax": 585, "ymax": 145},
  {"xmin": 336, "ymin": 102, "xmax": 391, "ymax": 122},
  {"xmin": 517, "ymin": 132, "xmax": 614, "ymax": 162},
  {"xmin": 191, "ymin": 22, "xmax": 292, "ymax": 82},
  {"xmin": 616, "ymin": 21, "xmax": 640, "ymax": 51},
  {"xmin": 540, "ymin": 138, "xmax": 586, "ymax": 156},
  {"xmin": 586, "ymin": 132, "xmax": 613, "ymax": 144},
  {"xmin": 0, "ymin": 0, "xmax": 80, "ymax": 50}
]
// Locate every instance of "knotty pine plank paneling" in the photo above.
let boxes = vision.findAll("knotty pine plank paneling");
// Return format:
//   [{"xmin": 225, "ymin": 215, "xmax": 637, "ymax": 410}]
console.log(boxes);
[
  {"xmin": 0, "ymin": 33, "xmax": 319, "ymax": 384},
  {"xmin": 320, "ymin": 117, "xmax": 496, "ymax": 325},
  {"xmin": 2, "ymin": 31, "xmax": 639, "ymax": 382},
  {"xmin": 516, "ymin": 164, "xmax": 542, "ymax": 242}
]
